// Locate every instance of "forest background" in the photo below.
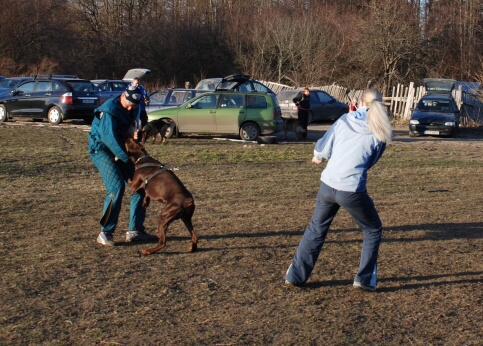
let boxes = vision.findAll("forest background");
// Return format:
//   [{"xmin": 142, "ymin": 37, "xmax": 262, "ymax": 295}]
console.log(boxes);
[{"xmin": 0, "ymin": 0, "xmax": 481, "ymax": 95}]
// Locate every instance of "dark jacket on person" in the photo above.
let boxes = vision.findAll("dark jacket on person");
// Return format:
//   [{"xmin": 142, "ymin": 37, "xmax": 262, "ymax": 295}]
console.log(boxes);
[{"xmin": 293, "ymin": 92, "xmax": 310, "ymax": 111}]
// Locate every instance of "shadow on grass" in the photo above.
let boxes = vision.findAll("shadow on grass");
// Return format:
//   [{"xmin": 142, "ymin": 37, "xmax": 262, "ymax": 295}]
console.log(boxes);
[
  {"xmin": 291, "ymin": 271, "xmax": 483, "ymax": 292},
  {"xmin": 193, "ymin": 221, "xmax": 483, "ymax": 241}
]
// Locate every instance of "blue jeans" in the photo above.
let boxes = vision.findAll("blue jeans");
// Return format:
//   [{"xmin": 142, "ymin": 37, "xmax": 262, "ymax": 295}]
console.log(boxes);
[
  {"xmin": 90, "ymin": 149, "xmax": 146, "ymax": 233},
  {"xmin": 285, "ymin": 182, "xmax": 382, "ymax": 287}
]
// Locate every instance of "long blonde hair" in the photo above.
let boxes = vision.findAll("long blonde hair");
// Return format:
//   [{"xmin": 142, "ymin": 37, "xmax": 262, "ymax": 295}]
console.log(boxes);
[{"xmin": 361, "ymin": 89, "xmax": 393, "ymax": 143}]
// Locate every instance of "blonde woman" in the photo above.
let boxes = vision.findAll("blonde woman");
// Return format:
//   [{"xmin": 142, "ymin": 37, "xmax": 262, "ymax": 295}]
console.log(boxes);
[{"xmin": 285, "ymin": 88, "xmax": 392, "ymax": 292}]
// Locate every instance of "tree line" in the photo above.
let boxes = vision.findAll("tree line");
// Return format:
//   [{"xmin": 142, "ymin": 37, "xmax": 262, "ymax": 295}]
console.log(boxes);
[{"xmin": 0, "ymin": 0, "xmax": 481, "ymax": 94}]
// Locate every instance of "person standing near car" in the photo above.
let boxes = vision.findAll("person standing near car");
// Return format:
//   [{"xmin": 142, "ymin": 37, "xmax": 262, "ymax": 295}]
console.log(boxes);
[
  {"xmin": 130, "ymin": 77, "xmax": 150, "ymax": 129},
  {"xmin": 293, "ymin": 87, "xmax": 311, "ymax": 139},
  {"xmin": 285, "ymin": 88, "xmax": 392, "ymax": 292},
  {"xmin": 88, "ymin": 85, "xmax": 158, "ymax": 246}
]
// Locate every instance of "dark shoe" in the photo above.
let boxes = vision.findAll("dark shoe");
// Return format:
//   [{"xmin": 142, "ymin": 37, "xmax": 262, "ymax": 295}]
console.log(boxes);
[
  {"xmin": 353, "ymin": 281, "xmax": 376, "ymax": 292},
  {"xmin": 97, "ymin": 232, "xmax": 115, "ymax": 246},
  {"xmin": 126, "ymin": 230, "xmax": 158, "ymax": 242}
]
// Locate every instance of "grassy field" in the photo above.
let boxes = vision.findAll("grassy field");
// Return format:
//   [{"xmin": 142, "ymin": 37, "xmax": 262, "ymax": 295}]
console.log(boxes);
[{"xmin": 1, "ymin": 121, "xmax": 482, "ymax": 345}]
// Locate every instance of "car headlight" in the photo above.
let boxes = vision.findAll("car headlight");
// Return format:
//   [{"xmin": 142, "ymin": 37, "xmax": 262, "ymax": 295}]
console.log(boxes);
[
  {"xmin": 444, "ymin": 122, "xmax": 455, "ymax": 126},
  {"xmin": 409, "ymin": 119, "xmax": 419, "ymax": 124}
]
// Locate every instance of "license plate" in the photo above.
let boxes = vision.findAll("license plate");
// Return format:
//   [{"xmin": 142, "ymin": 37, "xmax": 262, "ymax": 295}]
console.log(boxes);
[
  {"xmin": 83, "ymin": 99, "xmax": 94, "ymax": 104},
  {"xmin": 424, "ymin": 130, "xmax": 439, "ymax": 135}
]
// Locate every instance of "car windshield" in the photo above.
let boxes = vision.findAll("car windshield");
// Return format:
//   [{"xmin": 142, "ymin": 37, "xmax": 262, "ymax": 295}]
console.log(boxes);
[
  {"xmin": 217, "ymin": 81, "xmax": 238, "ymax": 90},
  {"xmin": 0, "ymin": 79, "xmax": 21, "ymax": 88},
  {"xmin": 416, "ymin": 99, "xmax": 454, "ymax": 112},
  {"xmin": 67, "ymin": 81, "xmax": 96, "ymax": 93},
  {"xmin": 277, "ymin": 91, "xmax": 301, "ymax": 101}
]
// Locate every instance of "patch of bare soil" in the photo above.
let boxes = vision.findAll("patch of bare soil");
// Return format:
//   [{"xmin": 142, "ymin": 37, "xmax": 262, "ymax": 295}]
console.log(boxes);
[{"xmin": 0, "ymin": 121, "xmax": 482, "ymax": 345}]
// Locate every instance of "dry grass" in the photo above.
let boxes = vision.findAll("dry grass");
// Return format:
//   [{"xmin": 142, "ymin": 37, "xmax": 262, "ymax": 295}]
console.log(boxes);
[{"xmin": 1, "ymin": 121, "xmax": 482, "ymax": 345}]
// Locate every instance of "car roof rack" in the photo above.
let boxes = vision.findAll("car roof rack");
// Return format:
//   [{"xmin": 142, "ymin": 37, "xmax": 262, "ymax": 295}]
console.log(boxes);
[{"xmin": 33, "ymin": 74, "xmax": 80, "ymax": 80}]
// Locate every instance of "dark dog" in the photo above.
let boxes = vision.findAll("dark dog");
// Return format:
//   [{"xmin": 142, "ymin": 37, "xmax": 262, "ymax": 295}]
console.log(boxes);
[
  {"xmin": 141, "ymin": 119, "xmax": 171, "ymax": 144},
  {"xmin": 124, "ymin": 137, "xmax": 197, "ymax": 255},
  {"xmin": 283, "ymin": 117, "xmax": 305, "ymax": 140}
]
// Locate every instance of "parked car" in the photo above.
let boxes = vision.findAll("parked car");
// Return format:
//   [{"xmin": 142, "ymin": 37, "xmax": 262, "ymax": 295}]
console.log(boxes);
[
  {"xmin": 0, "ymin": 77, "xmax": 33, "ymax": 96},
  {"xmin": 277, "ymin": 89, "xmax": 348, "ymax": 122},
  {"xmin": 148, "ymin": 91, "xmax": 283, "ymax": 140},
  {"xmin": 409, "ymin": 94, "xmax": 460, "ymax": 137},
  {"xmin": 91, "ymin": 79, "xmax": 129, "ymax": 104},
  {"xmin": 0, "ymin": 74, "xmax": 99, "ymax": 125},
  {"xmin": 195, "ymin": 74, "xmax": 275, "ymax": 94},
  {"xmin": 91, "ymin": 68, "xmax": 151, "ymax": 104},
  {"xmin": 409, "ymin": 78, "xmax": 460, "ymax": 138},
  {"xmin": 147, "ymin": 88, "xmax": 210, "ymax": 113}
]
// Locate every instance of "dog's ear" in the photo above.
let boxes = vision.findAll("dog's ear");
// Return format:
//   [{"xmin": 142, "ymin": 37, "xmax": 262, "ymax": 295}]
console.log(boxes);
[{"xmin": 125, "ymin": 136, "xmax": 145, "ymax": 153}]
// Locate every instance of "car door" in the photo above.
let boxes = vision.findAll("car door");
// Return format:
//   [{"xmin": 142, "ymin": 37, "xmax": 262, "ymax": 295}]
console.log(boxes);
[
  {"xmin": 6, "ymin": 81, "xmax": 36, "ymax": 116},
  {"xmin": 215, "ymin": 94, "xmax": 245, "ymax": 133},
  {"xmin": 312, "ymin": 90, "xmax": 340, "ymax": 121},
  {"xmin": 29, "ymin": 81, "xmax": 53, "ymax": 117},
  {"xmin": 177, "ymin": 94, "xmax": 219, "ymax": 133}
]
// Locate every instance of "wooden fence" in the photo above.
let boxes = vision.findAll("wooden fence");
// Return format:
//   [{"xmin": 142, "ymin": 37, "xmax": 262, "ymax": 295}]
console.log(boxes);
[{"xmin": 261, "ymin": 81, "xmax": 482, "ymax": 125}]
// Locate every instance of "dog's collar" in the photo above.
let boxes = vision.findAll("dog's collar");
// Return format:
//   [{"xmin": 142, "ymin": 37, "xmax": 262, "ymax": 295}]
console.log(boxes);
[{"xmin": 135, "ymin": 155, "xmax": 151, "ymax": 164}]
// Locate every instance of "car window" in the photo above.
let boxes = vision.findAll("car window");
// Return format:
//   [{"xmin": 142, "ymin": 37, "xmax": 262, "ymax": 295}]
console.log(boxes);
[
  {"xmin": 98, "ymin": 83, "xmax": 110, "ymax": 91},
  {"xmin": 247, "ymin": 95, "xmax": 267, "ymax": 108},
  {"xmin": 53, "ymin": 81, "xmax": 68, "ymax": 92},
  {"xmin": 220, "ymin": 94, "xmax": 244, "ymax": 108},
  {"xmin": 35, "ymin": 81, "xmax": 52, "ymax": 92},
  {"xmin": 17, "ymin": 81, "xmax": 36, "ymax": 93},
  {"xmin": 112, "ymin": 82, "xmax": 127, "ymax": 91},
  {"xmin": 315, "ymin": 91, "xmax": 333, "ymax": 103},
  {"xmin": 277, "ymin": 91, "xmax": 299, "ymax": 101},
  {"xmin": 252, "ymin": 81, "xmax": 271, "ymax": 93},
  {"xmin": 191, "ymin": 94, "xmax": 220, "ymax": 109},
  {"xmin": 150, "ymin": 90, "xmax": 168, "ymax": 103},
  {"xmin": 67, "ymin": 81, "xmax": 95, "ymax": 92},
  {"xmin": 171, "ymin": 91, "xmax": 189, "ymax": 104},
  {"xmin": 0, "ymin": 79, "xmax": 21, "ymax": 88},
  {"xmin": 418, "ymin": 99, "xmax": 455, "ymax": 112}
]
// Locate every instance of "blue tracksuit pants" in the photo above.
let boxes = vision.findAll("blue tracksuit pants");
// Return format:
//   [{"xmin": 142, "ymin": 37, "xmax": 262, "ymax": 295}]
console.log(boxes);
[
  {"xmin": 286, "ymin": 182, "xmax": 382, "ymax": 287},
  {"xmin": 90, "ymin": 149, "xmax": 146, "ymax": 233}
]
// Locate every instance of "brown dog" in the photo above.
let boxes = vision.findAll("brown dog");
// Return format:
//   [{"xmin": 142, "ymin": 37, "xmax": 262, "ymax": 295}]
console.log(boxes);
[
  {"xmin": 124, "ymin": 137, "xmax": 197, "ymax": 255},
  {"xmin": 141, "ymin": 119, "xmax": 171, "ymax": 144}
]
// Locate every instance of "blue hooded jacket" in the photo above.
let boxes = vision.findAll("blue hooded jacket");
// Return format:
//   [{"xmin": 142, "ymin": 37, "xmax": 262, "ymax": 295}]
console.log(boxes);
[
  {"xmin": 88, "ymin": 96, "xmax": 136, "ymax": 163},
  {"xmin": 314, "ymin": 107, "xmax": 386, "ymax": 192}
]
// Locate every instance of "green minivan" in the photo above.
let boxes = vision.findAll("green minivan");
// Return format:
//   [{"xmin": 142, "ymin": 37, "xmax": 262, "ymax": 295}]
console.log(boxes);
[{"xmin": 147, "ymin": 91, "xmax": 283, "ymax": 141}]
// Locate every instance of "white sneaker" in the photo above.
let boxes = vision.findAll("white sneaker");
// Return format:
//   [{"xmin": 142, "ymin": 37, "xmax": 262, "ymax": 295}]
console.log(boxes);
[
  {"xmin": 353, "ymin": 281, "xmax": 376, "ymax": 292},
  {"xmin": 97, "ymin": 232, "xmax": 115, "ymax": 246},
  {"xmin": 126, "ymin": 230, "xmax": 158, "ymax": 242}
]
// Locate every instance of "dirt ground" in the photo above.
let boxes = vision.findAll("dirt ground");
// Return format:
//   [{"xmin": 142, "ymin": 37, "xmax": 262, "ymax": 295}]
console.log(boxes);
[{"xmin": 0, "ymin": 120, "xmax": 482, "ymax": 345}]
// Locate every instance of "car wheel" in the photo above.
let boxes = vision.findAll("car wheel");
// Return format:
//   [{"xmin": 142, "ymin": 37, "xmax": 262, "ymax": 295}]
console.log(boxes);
[
  {"xmin": 239, "ymin": 122, "xmax": 261, "ymax": 141},
  {"xmin": 48, "ymin": 106, "xmax": 63, "ymax": 125},
  {"xmin": 0, "ymin": 104, "xmax": 7, "ymax": 122},
  {"xmin": 163, "ymin": 119, "xmax": 176, "ymax": 138}
]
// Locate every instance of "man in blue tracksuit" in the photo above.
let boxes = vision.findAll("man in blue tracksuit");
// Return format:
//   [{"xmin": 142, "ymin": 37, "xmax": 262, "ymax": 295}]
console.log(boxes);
[
  {"xmin": 285, "ymin": 89, "xmax": 393, "ymax": 292},
  {"xmin": 88, "ymin": 85, "xmax": 158, "ymax": 246},
  {"xmin": 130, "ymin": 77, "xmax": 150, "ymax": 129}
]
